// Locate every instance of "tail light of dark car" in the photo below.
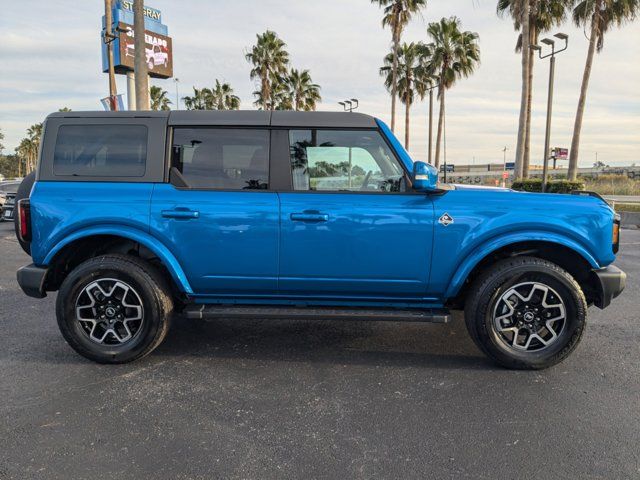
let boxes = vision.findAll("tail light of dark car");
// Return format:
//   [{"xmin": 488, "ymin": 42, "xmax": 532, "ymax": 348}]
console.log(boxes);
[
  {"xmin": 17, "ymin": 199, "xmax": 31, "ymax": 242},
  {"xmin": 612, "ymin": 214, "xmax": 621, "ymax": 254}
]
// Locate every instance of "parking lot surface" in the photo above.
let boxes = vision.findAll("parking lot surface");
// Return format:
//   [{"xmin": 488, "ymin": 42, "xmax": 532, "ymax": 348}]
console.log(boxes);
[{"xmin": 1, "ymin": 220, "xmax": 638, "ymax": 479}]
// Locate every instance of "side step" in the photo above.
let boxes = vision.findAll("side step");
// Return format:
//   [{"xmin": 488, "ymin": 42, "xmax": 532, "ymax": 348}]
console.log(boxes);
[{"xmin": 183, "ymin": 305, "xmax": 451, "ymax": 323}]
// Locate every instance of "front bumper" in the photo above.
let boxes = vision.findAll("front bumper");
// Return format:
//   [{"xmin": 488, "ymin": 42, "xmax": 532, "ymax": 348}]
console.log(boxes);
[
  {"xmin": 16, "ymin": 263, "xmax": 48, "ymax": 299},
  {"xmin": 592, "ymin": 265, "xmax": 626, "ymax": 309}
]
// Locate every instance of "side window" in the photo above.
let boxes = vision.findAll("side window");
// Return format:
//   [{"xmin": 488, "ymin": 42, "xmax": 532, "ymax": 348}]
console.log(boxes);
[
  {"xmin": 171, "ymin": 128, "xmax": 269, "ymax": 190},
  {"xmin": 289, "ymin": 130, "xmax": 405, "ymax": 192},
  {"xmin": 53, "ymin": 125, "xmax": 147, "ymax": 177}
]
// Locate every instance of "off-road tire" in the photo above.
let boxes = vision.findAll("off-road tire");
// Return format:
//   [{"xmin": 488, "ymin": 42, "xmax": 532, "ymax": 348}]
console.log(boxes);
[
  {"xmin": 56, "ymin": 254, "xmax": 173, "ymax": 363},
  {"xmin": 464, "ymin": 256, "xmax": 587, "ymax": 370}
]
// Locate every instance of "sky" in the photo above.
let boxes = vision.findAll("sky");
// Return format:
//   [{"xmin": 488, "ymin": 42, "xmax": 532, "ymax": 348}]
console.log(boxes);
[{"xmin": 0, "ymin": 0, "xmax": 639, "ymax": 167}]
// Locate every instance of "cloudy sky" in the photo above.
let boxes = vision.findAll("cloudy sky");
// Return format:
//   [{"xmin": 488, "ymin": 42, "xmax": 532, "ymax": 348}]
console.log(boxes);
[{"xmin": 1, "ymin": 0, "xmax": 638, "ymax": 166}]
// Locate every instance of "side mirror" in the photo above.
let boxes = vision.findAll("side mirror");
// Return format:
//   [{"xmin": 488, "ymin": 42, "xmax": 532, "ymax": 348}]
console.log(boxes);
[{"xmin": 412, "ymin": 161, "xmax": 439, "ymax": 191}]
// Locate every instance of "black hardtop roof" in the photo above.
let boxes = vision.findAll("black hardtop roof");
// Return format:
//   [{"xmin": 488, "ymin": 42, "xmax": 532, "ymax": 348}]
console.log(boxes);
[{"xmin": 46, "ymin": 110, "xmax": 378, "ymax": 128}]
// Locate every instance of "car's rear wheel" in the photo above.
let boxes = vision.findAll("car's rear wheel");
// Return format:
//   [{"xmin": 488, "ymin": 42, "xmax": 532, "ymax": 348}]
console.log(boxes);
[
  {"xmin": 464, "ymin": 256, "xmax": 587, "ymax": 370},
  {"xmin": 56, "ymin": 254, "xmax": 173, "ymax": 363},
  {"xmin": 147, "ymin": 58, "xmax": 154, "ymax": 70}
]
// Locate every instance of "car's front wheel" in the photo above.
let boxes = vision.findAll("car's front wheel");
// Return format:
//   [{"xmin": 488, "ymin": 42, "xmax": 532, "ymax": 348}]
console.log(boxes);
[
  {"xmin": 147, "ymin": 58, "xmax": 154, "ymax": 70},
  {"xmin": 465, "ymin": 256, "xmax": 587, "ymax": 370},
  {"xmin": 56, "ymin": 254, "xmax": 173, "ymax": 363}
]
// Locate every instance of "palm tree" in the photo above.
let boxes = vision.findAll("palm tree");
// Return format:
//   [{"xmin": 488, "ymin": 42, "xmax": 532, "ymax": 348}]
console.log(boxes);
[
  {"xmin": 380, "ymin": 42, "xmax": 429, "ymax": 150},
  {"xmin": 246, "ymin": 30, "xmax": 290, "ymax": 110},
  {"xmin": 427, "ymin": 17, "xmax": 480, "ymax": 168},
  {"xmin": 568, "ymin": 0, "xmax": 639, "ymax": 180},
  {"xmin": 498, "ymin": 0, "xmax": 570, "ymax": 178},
  {"xmin": 150, "ymin": 86, "xmax": 172, "ymax": 111},
  {"xmin": 183, "ymin": 87, "xmax": 209, "ymax": 110},
  {"xmin": 207, "ymin": 80, "xmax": 241, "ymax": 110},
  {"xmin": 0, "ymin": 127, "xmax": 4, "ymax": 156},
  {"xmin": 285, "ymin": 69, "xmax": 322, "ymax": 111},
  {"xmin": 371, "ymin": 0, "xmax": 427, "ymax": 133}
]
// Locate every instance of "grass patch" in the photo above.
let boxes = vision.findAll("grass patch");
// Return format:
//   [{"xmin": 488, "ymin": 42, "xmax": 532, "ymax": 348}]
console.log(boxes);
[
  {"xmin": 613, "ymin": 203, "xmax": 640, "ymax": 213},
  {"xmin": 582, "ymin": 174, "xmax": 640, "ymax": 196}
]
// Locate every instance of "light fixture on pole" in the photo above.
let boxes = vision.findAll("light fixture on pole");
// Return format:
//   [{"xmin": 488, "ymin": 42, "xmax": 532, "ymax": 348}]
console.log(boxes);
[
  {"xmin": 339, "ymin": 99, "xmax": 359, "ymax": 112},
  {"xmin": 531, "ymin": 32, "xmax": 569, "ymax": 192}
]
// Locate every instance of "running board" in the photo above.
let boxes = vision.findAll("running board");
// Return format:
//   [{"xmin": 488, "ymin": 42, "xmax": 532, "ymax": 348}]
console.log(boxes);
[{"xmin": 183, "ymin": 305, "xmax": 451, "ymax": 323}]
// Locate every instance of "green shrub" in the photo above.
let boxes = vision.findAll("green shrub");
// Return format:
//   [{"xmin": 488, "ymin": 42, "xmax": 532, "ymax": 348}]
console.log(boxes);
[{"xmin": 511, "ymin": 178, "xmax": 585, "ymax": 193}]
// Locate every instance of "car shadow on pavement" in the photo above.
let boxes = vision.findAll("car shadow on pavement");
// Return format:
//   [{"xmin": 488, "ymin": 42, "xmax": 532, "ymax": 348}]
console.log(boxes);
[{"xmin": 151, "ymin": 313, "xmax": 493, "ymax": 371}]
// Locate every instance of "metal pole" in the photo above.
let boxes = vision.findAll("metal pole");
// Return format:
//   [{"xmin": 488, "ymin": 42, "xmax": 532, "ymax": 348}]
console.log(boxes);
[
  {"xmin": 541, "ymin": 54, "xmax": 555, "ymax": 193},
  {"xmin": 443, "ymin": 100, "xmax": 447, "ymax": 184},
  {"xmin": 502, "ymin": 146, "xmax": 508, "ymax": 188},
  {"xmin": 174, "ymin": 78, "xmax": 180, "ymax": 110},
  {"xmin": 133, "ymin": 0, "xmax": 150, "ymax": 110},
  {"xmin": 104, "ymin": 0, "xmax": 118, "ymax": 109},
  {"xmin": 428, "ymin": 89, "xmax": 433, "ymax": 165}
]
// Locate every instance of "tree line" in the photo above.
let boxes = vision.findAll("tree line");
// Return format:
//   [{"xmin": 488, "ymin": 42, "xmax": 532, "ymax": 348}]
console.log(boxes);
[{"xmin": 372, "ymin": 0, "xmax": 637, "ymax": 180}]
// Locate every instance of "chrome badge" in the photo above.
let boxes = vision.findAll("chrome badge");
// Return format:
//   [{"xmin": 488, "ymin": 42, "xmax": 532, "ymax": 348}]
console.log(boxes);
[{"xmin": 438, "ymin": 213, "xmax": 454, "ymax": 227}]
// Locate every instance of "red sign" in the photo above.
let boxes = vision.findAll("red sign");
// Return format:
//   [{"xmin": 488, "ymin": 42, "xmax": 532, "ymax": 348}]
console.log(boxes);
[{"xmin": 554, "ymin": 148, "xmax": 569, "ymax": 160}]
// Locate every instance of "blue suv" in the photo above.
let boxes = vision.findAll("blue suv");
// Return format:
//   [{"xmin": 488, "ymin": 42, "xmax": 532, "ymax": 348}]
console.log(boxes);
[{"xmin": 15, "ymin": 110, "xmax": 625, "ymax": 369}]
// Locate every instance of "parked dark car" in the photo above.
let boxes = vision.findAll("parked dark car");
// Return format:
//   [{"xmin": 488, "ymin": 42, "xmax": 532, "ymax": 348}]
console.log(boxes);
[{"xmin": 0, "ymin": 182, "xmax": 20, "ymax": 221}]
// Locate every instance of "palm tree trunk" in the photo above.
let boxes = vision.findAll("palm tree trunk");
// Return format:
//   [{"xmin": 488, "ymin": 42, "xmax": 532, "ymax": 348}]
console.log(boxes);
[
  {"xmin": 514, "ymin": 0, "xmax": 531, "ymax": 179},
  {"xmin": 428, "ymin": 89, "xmax": 433, "ymax": 165},
  {"xmin": 523, "ymin": 27, "xmax": 537, "ymax": 179},
  {"xmin": 569, "ymin": 11, "xmax": 598, "ymax": 181},
  {"xmin": 390, "ymin": 29, "xmax": 400, "ymax": 132},
  {"xmin": 405, "ymin": 96, "xmax": 410, "ymax": 149},
  {"xmin": 434, "ymin": 86, "xmax": 445, "ymax": 169}
]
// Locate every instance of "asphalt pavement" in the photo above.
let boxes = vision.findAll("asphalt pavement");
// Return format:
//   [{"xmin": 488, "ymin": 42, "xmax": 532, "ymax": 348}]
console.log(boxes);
[{"xmin": 0, "ymin": 220, "xmax": 638, "ymax": 479}]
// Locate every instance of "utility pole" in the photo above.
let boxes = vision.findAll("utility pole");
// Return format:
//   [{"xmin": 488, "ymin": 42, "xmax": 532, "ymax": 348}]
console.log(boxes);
[
  {"xmin": 133, "ymin": 0, "xmax": 150, "ymax": 110},
  {"xmin": 531, "ymin": 32, "xmax": 568, "ymax": 193},
  {"xmin": 104, "ymin": 0, "xmax": 118, "ymax": 110},
  {"xmin": 502, "ymin": 146, "xmax": 508, "ymax": 188}
]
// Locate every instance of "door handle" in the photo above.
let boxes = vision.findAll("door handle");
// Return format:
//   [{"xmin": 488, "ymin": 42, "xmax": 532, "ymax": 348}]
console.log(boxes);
[
  {"xmin": 161, "ymin": 209, "xmax": 200, "ymax": 219},
  {"xmin": 290, "ymin": 212, "xmax": 329, "ymax": 222}
]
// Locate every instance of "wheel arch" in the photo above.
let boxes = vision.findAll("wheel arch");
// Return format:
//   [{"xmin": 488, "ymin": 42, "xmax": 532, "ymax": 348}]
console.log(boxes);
[
  {"xmin": 43, "ymin": 227, "xmax": 192, "ymax": 295},
  {"xmin": 446, "ymin": 235, "xmax": 599, "ymax": 307}
]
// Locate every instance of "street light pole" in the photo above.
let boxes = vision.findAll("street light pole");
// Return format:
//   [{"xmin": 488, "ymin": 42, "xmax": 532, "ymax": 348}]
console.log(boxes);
[
  {"xmin": 425, "ymin": 83, "xmax": 438, "ymax": 166},
  {"xmin": 531, "ymin": 33, "xmax": 568, "ymax": 193},
  {"xmin": 502, "ymin": 146, "xmax": 508, "ymax": 188},
  {"xmin": 174, "ymin": 78, "xmax": 180, "ymax": 110}
]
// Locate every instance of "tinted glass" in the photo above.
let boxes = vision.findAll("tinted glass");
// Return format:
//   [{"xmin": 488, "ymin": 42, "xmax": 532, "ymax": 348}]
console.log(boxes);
[
  {"xmin": 289, "ymin": 130, "xmax": 404, "ymax": 192},
  {"xmin": 53, "ymin": 125, "xmax": 147, "ymax": 177},
  {"xmin": 172, "ymin": 128, "xmax": 269, "ymax": 190}
]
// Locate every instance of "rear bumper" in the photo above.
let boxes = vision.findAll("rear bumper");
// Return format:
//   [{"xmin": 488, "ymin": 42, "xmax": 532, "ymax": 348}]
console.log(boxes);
[
  {"xmin": 592, "ymin": 265, "xmax": 626, "ymax": 309},
  {"xmin": 16, "ymin": 263, "xmax": 48, "ymax": 299}
]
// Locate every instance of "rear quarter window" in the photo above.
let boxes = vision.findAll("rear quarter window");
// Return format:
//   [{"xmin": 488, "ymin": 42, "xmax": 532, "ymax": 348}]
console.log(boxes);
[{"xmin": 53, "ymin": 125, "xmax": 147, "ymax": 177}]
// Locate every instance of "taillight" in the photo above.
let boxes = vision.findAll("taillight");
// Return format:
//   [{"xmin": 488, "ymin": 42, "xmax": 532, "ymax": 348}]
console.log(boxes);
[
  {"xmin": 17, "ymin": 199, "xmax": 31, "ymax": 242},
  {"xmin": 612, "ymin": 214, "xmax": 620, "ymax": 254}
]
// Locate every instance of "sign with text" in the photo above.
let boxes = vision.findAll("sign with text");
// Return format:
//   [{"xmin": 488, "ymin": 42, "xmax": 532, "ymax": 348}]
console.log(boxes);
[
  {"xmin": 102, "ymin": 2, "xmax": 173, "ymax": 79},
  {"xmin": 553, "ymin": 148, "xmax": 568, "ymax": 160},
  {"xmin": 115, "ymin": 23, "xmax": 173, "ymax": 78}
]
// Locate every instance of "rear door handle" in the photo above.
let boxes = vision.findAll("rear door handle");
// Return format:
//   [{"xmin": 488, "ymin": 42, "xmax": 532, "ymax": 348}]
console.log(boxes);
[
  {"xmin": 290, "ymin": 212, "xmax": 329, "ymax": 223},
  {"xmin": 161, "ymin": 209, "xmax": 200, "ymax": 219}
]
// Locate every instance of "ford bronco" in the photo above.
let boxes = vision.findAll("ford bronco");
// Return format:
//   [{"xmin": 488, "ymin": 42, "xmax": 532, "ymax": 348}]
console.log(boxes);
[{"xmin": 15, "ymin": 110, "xmax": 625, "ymax": 369}]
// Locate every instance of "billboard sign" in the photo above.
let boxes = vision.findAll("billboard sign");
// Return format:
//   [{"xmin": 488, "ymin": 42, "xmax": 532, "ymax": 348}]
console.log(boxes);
[
  {"xmin": 116, "ymin": 23, "xmax": 173, "ymax": 78},
  {"xmin": 101, "ymin": 1, "xmax": 173, "ymax": 79},
  {"xmin": 553, "ymin": 148, "xmax": 568, "ymax": 160}
]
